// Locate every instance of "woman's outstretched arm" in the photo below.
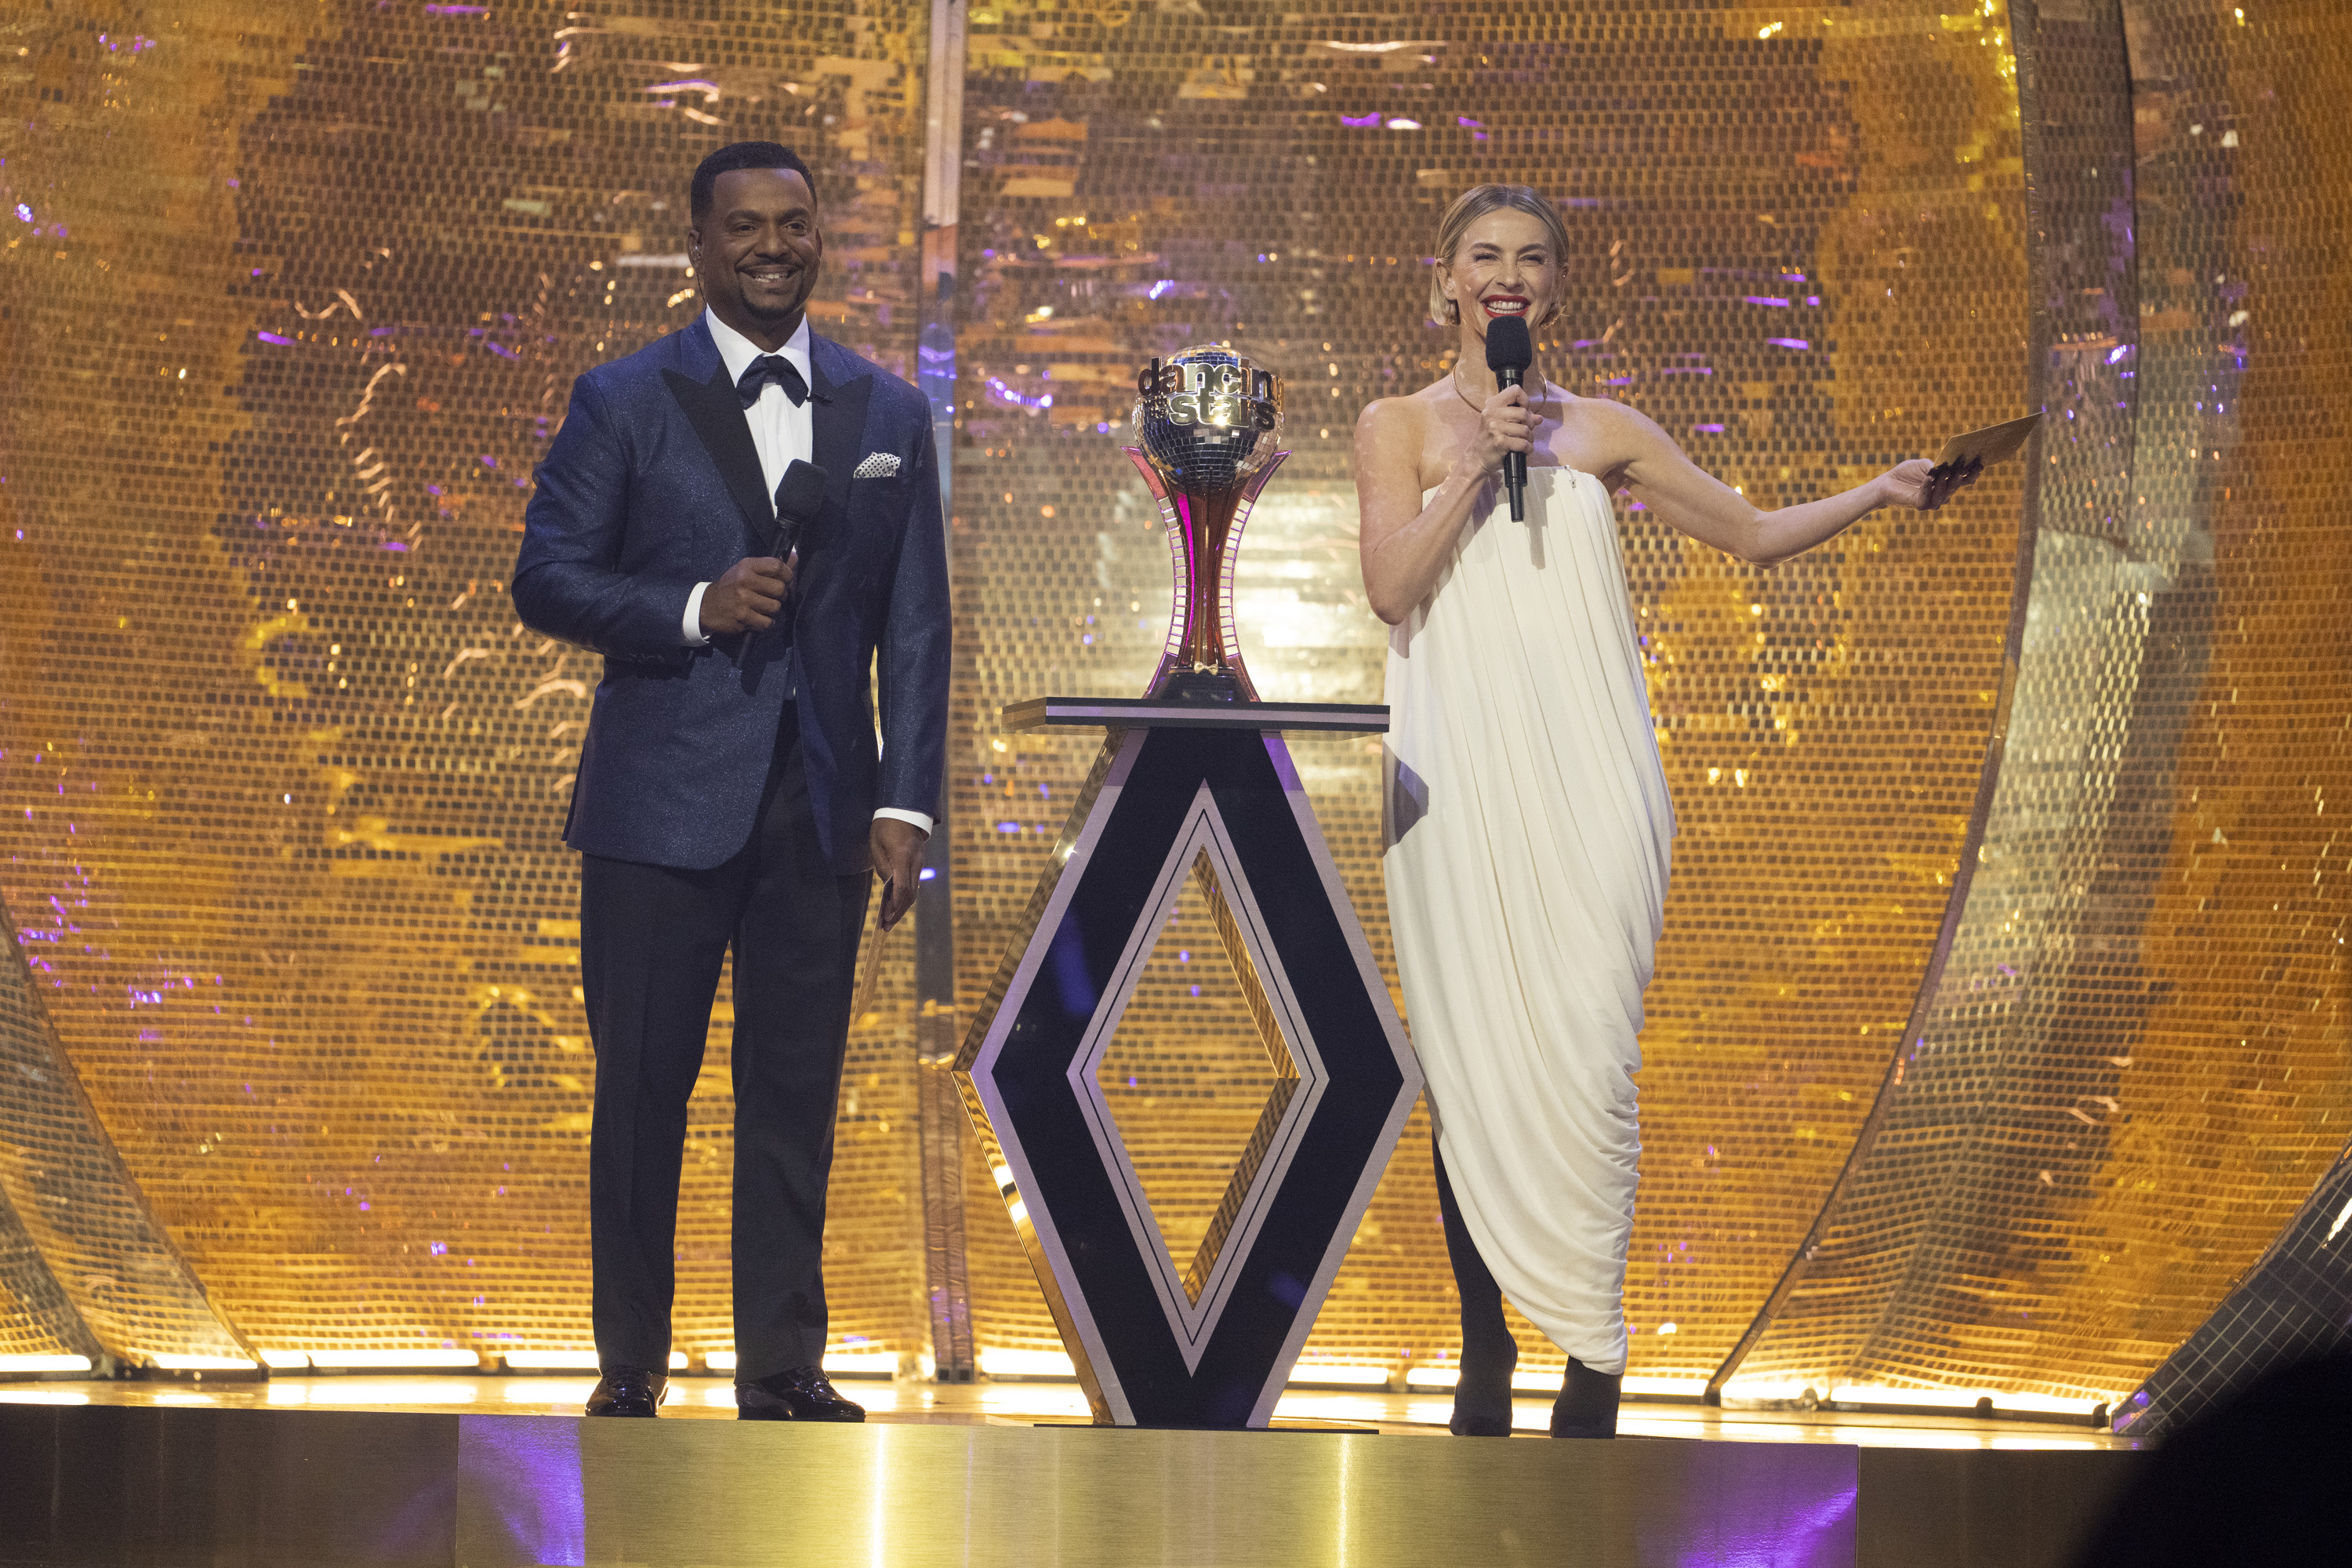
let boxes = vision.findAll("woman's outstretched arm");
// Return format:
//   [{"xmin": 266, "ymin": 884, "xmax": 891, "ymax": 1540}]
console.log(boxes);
[
  {"xmin": 1355, "ymin": 386, "xmax": 1536, "ymax": 623},
  {"xmin": 1600, "ymin": 401, "xmax": 1965, "ymax": 568}
]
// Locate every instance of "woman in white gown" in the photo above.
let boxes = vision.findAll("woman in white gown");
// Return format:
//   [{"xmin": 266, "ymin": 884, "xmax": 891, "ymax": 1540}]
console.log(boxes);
[{"xmin": 1356, "ymin": 185, "xmax": 1973, "ymax": 1439}]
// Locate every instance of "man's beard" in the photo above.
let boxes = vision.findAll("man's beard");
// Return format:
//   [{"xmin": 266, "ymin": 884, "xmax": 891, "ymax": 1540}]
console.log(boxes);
[{"xmin": 739, "ymin": 271, "xmax": 813, "ymax": 325}]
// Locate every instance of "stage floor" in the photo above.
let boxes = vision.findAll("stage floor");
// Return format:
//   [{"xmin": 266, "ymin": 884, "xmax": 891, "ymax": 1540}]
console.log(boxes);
[
  {"xmin": 0, "ymin": 1377, "xmax": 2140, "ymax": 1568},
  {"xmin": 0, "ymin": 1373, "xmax": 2131, "ymax": 1449}
]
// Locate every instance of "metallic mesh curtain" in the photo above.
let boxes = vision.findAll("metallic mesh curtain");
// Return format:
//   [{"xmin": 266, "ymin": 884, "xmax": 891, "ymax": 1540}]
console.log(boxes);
[
  {"xmin": 938, "ymin": 0, "xmax": 2027, "ymax": 1383},
  {"xmin": 0, "ymin": 2, "xmax": 934, "ymax": 1364},
  {"xmin": 0, "ymin": 0, "xmax": 2343, "ymax": 1398},
  {"xmin": 1730, "ymin": 0, "xmax": 2352, "ymax": 1404}
]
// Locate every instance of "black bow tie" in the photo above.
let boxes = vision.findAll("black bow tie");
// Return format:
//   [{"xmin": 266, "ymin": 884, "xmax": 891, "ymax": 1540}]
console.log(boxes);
[{"xmin": 736, "ymin": 354, "xmax": 809, "ymax": 409}]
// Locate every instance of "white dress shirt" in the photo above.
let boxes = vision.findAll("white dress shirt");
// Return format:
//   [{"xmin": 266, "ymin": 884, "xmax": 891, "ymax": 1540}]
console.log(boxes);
[{"xmin": 688, "ymin": 309, "xmax": 931, "ymax": 837}]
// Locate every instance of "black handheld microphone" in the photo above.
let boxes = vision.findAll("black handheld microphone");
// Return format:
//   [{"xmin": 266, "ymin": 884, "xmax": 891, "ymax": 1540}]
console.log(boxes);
[
  {"xmin": 1484, "ymin": 314, "xmax": 1534, "ymax": 522},
  {"xmin": 734, "ymin": 459, "xmax": 829, "ymax": 669},
  {"xmin": 772, "ymin": 458, "xmax": 829, "ymax": 562}
]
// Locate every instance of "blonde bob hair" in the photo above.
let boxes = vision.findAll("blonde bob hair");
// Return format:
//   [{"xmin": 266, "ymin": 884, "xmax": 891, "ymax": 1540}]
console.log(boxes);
[{"xmin": 1428, "ymin": 183, "xmax": 1573, "ymax": 329}]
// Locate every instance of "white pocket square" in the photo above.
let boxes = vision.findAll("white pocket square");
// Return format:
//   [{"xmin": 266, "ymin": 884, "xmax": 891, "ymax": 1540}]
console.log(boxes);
[{"xmin": 852, "ymin": 452, "xmax": 902, "ymax": 480}]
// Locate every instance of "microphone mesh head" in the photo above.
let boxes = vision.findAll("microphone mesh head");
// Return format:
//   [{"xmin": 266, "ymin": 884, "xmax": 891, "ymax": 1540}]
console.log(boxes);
[
  {"xmin": 1483, "ymin": 315, "xmax": 1534, "ymax": 374},
  {"xmin": 776, "ymin": 459, "xmax": 829, "ymax": 522}
]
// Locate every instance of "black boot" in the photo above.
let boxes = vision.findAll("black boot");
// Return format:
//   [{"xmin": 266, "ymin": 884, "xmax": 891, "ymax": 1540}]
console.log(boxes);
[
  {"xmin": 1435, "ymin": 1140, "xmax": 1517, "ymax": 1436},
  {"xmin": 1552, "ymin": 1357, "xmax": 1621, "ymax": 1439}
]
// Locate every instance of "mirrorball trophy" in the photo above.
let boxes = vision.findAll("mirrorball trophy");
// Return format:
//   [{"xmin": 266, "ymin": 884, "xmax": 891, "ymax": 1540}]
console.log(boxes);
[
  {"xmin": 957, "ymin": 339, "xmax": 1414, "ymax": 1428},
  {"xmin": 1124, "ymin": 344, "xmax": 1287, "ymax": 702}
]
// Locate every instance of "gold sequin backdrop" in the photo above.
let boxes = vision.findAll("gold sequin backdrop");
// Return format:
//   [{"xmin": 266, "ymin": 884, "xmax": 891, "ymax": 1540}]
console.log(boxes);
[{"xmin": 0, "ymin": 0, "xmax": 2343, "ymax": 1396}]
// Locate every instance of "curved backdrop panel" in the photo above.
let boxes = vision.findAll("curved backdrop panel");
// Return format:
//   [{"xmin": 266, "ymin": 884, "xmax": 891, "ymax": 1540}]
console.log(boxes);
[
  {"xmin": 2112, "ymin": 1139, "xmax": 2352, "ymax": 1441},
  {"xmin": 0, "ymin": 898, "xmax": 246, "ymax": 1367},
  {"xmin": 1732, "ymin": 0, "xmax": 2352, "ymax": 1405}
]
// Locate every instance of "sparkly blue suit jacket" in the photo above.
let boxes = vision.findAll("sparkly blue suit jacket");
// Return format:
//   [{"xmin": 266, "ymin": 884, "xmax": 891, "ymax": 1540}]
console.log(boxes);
[{"xmin": 514, "ymin": 317, "xmax": 948, "ymax": 874}]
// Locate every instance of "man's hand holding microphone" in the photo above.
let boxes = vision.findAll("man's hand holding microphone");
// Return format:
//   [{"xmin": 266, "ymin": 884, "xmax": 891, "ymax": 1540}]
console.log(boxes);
[
  {"xmin": 700, "ymin": 456, "xmax": 830, "ymax": 637},
  {"xmin": 699, "ymin": 554, "xmax": 793, "ymax": 636}
]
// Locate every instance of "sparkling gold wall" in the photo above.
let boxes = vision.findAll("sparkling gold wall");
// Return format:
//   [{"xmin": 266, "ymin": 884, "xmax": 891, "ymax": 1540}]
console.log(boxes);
[
  {"xmin": 0, "ymin": 1, "xmax": 933, "ymax": 1363},
  {"xmin": 1, "ymin": 0, "xmax": 2343, "ymax": 1400},
  {"xmin": 941, "ymin": 1, "xmax": 2027, "ymax": 1382}
]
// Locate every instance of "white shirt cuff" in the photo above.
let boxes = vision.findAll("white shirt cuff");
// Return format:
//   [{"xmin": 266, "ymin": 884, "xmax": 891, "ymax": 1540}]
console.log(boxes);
[
  {"xmin": 682, "ymin": 582, "xmax": 711, "ymax": 646},
  {"xmin": 873, "ymin": 808, "xmax": 934, "ymax": 837}
]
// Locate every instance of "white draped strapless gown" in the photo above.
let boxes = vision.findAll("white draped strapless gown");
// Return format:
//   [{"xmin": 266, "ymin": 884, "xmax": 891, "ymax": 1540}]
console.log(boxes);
[{"xmin": 1381, "ymin": 466, "xmax": 1676, "ymax": 1377}]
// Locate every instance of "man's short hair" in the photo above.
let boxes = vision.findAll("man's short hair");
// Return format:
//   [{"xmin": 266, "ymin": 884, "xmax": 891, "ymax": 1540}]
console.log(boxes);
[{"xmin": 690, "ymin": 142, "xmax": 817, "ymax": 223}]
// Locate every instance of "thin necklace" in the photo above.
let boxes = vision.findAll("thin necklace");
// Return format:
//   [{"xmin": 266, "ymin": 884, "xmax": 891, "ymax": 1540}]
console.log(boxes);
[{"xmin": 1453, "ymin": 361, "xmax": 1549, "ymax": 423}]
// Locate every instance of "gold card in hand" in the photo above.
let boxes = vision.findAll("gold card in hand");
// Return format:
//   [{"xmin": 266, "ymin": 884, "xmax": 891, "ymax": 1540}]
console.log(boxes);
[{"xmin": 1933, "ymin": 412, "xmax": 2042, "ymax": 473}]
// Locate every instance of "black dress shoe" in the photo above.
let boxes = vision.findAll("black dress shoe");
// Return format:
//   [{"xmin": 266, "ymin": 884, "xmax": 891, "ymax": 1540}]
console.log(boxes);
[
  {"xmin": 586, "ymin": 1366, "xmax": 667, "ymax": 1417},
  {"xmin": 737, "ymin": 1365, "xmax": 866, "ymax": 1422},
  {"xmin": 1551, "ymin": 1357, "xmax": 1621, "ymax": 1439}
]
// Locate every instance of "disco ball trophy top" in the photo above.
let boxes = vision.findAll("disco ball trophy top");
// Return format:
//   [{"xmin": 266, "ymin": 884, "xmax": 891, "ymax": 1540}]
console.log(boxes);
[{"xmin": 1127, "ymin": 345, "xmax": 1287, "ymax": 702}]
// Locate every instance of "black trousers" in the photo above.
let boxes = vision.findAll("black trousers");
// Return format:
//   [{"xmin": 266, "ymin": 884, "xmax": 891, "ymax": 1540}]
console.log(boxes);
[{"xmin": 579, "ymin": 708, "xmax": 871, "ymax": 1381}]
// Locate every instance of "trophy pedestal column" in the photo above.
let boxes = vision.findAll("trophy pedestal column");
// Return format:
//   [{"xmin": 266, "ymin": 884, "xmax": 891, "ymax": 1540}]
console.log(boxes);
[{"xmin": 953, "ymin": 702, "xmax": 1419, "ymax": 1428}]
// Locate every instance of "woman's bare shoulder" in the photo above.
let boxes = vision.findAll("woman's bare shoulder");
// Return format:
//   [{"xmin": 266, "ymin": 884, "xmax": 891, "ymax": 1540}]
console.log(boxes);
[
  {"xmin": 1356, "ymin": 380, "xmax": 1450, "ymax": 438},
  {"xmin": 1563, "ymin": 388, "xmax": 1671, "ymax": 444},
  {"xmin": 1553, "ymin": 387, "xmax": 1674, "ymax": 480}
]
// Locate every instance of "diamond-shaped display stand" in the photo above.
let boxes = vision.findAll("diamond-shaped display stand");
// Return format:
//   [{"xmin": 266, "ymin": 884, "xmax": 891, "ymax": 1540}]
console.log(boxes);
[
  {"xmin": 956, "ymin": 698, "xmax": 1421, "ymax": 1428},
  {"xmin": 1096, "ymin": 849, "xmax": 1299, "ymax": 1301}
]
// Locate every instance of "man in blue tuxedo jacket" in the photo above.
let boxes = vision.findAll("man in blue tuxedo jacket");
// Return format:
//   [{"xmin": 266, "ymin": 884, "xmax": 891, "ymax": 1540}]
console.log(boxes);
[{"xmin": 514, "ymin": 142, "xmax": 947, "ymax": 1421}]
